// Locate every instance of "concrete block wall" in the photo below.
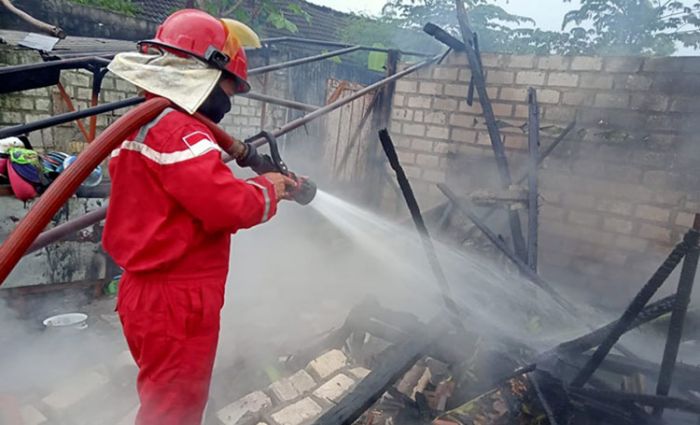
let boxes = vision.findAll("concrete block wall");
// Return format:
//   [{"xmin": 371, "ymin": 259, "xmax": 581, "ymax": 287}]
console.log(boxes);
[
  {"xmin": 0, "ymin": 46, "xmax": 291, "ymax": 286},
  {"xmin": 0, "ymin": 46, "xmax": 139, "ymax": 153},
  {"xmin": 0, "ymin": 197, "xmax": 108, "ymax": 288},
  {"xmin": 388, "ymin": 51, "xmax": 700, "ymax": 306},
  {"xmin": 0, "ymin": 46, "xmax": 289, "ymax": 153}
]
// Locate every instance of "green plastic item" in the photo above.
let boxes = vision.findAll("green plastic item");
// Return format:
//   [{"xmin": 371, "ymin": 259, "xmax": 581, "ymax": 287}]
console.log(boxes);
[
  {"xmin": 104, "ymin": 274, "xmax": 121, "ymax": 296},
  {"xmin": 367, "ymin": 43, "xmax": 388, "ymax": 72}
]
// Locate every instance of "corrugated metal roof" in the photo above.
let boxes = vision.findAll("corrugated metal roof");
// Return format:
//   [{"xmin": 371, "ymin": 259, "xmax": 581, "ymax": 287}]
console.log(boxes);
[
  {"xmin": 261, "ymin": 0, "xmax": 349, "ymax": 40},
  {"xmin": 130, "ymin": 0, "xmax": 350, "ymax": 40},
  {"xmin": 0, "ymin": 29, "xmax": 136, "ymax": 56},
  {"xmin": 132, "ymin": 0, "xmax": 185, "ymax": 23}
]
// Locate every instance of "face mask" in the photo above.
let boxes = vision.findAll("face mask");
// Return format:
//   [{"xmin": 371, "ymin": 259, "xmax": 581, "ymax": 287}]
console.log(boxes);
[{"xmin": 197, "ymin": 84, "xmax": 232, "ymax": 123}]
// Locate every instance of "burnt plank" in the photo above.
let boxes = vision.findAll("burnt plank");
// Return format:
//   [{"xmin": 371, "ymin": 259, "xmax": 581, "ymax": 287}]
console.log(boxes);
[{"xmin": 313, "ymin": 317, "xmax": 446, "ymax": 425}]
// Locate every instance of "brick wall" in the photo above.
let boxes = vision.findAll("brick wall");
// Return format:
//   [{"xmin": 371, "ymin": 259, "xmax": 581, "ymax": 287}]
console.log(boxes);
[
  {"xmin": 0, "ymin": 46, "xmax": 139, "ymax": 152},
  {"xmin": 0, "ymin": 0, "xmax": 157, "ymax": 40},
  {"xmin": 387, "ymin": 51, "xmax": 700, "ymax": 307},
  {"xmin": 0, "ymin": 45, "xmax": 291, "ymax": 287}
]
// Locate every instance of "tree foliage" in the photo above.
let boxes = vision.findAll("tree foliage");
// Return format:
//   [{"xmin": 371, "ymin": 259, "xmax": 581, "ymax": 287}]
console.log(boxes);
[
  {"xmin": 68, "ymin": 0, "xmax": 139, "ymax": 16},
  {"xmin": 561, "ymin": 0, "xmax": 700, "ymax": 56},
  {"xmin": 354, "ymin": 0, "xmax": 700, "ymax": 56},
  {"xmin": 186, "ymin": 1, "xmax": 311, "ymax": 34},
  {"xmin": 381, "ymin": 0, "xmax": 537, "ymax": 53}
]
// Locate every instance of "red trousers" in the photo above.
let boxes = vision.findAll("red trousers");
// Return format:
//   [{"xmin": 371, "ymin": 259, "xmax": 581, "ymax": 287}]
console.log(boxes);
[{"xmin": 117, "ymin": 271, "xmax": 225, "ymax": 425}]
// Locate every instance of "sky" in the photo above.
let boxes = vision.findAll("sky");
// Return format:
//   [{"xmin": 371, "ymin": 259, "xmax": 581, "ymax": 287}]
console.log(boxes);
[
  {"xmin": 306, "ymin": 0, "xmax": 698, "ymax": 55},
  {"xmin": 306, "ymin": 0, "xmax": 577, "ymax": 30}
]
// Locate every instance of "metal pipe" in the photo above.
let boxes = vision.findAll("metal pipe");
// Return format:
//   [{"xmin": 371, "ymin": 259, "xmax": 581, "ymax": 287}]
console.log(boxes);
[
  {"xmin": 242, "ymin": 92, "xmax": 319, "ymax": 112},
  {"xmin": 654, "ymin": 214, "xmax": 700, "ymax": 417},
  {"xmin": 249, "ymin": 45, "xmax": 363, "ymax": 76},
  {"xmin": 0, "ymin": 56, "xmax": 110, "ymax": 75},
  {"xmin": 260, "ymin": 36, "xmax": 431, "ymax": 57},
  {"xmin": 22, "ymin": 53, "xmax": 444, "ymax": 254},
  {"xmin": 2, "ymin": 42, "xmax": 395, "ymax": 139},
  {"xmin": 26, "ymin": 209, "xmax": 108, "ymax": 254},
  {"xmin": 0, "ymin": 98, "xmax": 173, "ymax": 286},
  {"xmin": 437, "ymin": 183, "xmax": 576, "ymax": 313},
  {"xmin": 570, "ymin": 232, "xmax": 692, "ymax": 388},
  {"xmin": 0, "ymin": 91, "xmax": 319, "ymax": 139},
  {"xmin": 247, "ymin": 54, "xmax": 441, "ymax": 148},
  {"xmin": 527, "ymin": 88, "xmax": 540, "ymax": 272},
  {"xmin": 0, "ymin": 97, "xmax": 144, "ymax": 139}
]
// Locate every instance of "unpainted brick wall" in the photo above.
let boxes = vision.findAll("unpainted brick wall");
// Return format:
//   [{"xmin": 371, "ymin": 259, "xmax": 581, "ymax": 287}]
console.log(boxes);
[
  {"xmin": 387, "ymin": 51, "xmax": 700, "ymax": 307},
  {"xmin": 0, "ymin": 46, "xmax": 139, "ymax": 153},
  {"xmin": 0, "ymin": 46, "xmax": 290, "ymax": 152},
  {"xmin": 0, "ymin": 45, "xmax": 289, "ymax": 287}
]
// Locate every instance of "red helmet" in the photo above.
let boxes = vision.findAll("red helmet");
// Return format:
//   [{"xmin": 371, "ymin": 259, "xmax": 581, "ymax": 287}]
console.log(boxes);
[{"xmin": 139, "ymin": 9, "xmax": 251, "ymax": 93}]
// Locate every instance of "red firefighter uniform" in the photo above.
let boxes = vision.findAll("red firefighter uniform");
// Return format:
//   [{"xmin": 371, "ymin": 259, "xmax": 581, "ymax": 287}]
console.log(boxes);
[{"xmin": 103, "ymin": 106, "xmax": 277, "ymax": 425}]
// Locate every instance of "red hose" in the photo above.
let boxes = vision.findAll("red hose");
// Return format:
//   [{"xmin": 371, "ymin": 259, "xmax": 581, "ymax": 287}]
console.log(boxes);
[
  {"xmin": 4, "ymin": 102, "xmax": 246, "ymax": 283},
  {"xmin": 0, "ymin": 97, "xmax": 172, "ymax": 286}
]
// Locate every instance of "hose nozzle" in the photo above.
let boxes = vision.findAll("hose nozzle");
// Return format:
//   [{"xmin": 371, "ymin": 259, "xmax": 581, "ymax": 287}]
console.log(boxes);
[{"xmin": 237, "ymin": 131, "xmax": 317, "ymax": 205}]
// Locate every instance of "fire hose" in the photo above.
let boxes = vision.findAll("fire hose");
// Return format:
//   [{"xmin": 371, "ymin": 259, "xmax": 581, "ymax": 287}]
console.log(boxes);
[
  {"xmin": 0, "ymin": 53, "xmax": 441, "ymax": 285},
  {"xmin": 0, "ymin": 97, "xmax": 316, "ymax": 285}
]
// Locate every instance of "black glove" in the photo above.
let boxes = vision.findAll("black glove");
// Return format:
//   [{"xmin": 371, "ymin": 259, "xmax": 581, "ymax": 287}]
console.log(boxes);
[
  {"xmin": 236, "ymin": 142, "xmax": 276, "ymax": 174},
  {"xmin": 236, "ymin": 142, "xmax": 258, "ymax": 168}
]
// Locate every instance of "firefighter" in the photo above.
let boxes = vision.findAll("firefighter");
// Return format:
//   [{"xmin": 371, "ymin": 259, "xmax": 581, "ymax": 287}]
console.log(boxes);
[{"xmin": 102, "ymin": 9, "xmax": 294, "ymax": 425}]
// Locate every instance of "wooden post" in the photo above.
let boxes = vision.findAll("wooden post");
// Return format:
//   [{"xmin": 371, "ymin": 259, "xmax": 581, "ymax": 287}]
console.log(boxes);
[
  {"xmin": 366, "ymin": 49, "xmax": 400, "ymax": 207},
  {"xmin": 527, "ymin": 88, "xmax": 540, "ymax": 272},
  {"xmin": 654, "ymin": 214, "xmax": 700, "ymax": 417},
  {"xmin": 452, "ymin": 3, "xmax": 528, "ymax": 262}
]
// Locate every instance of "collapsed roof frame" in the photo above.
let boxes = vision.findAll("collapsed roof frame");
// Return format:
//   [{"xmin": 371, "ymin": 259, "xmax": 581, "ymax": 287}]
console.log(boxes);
[
  {"xmin": 0, "ymin": 37, "xmax": 432, "ymax": 138},
  {"xmin": 0, "ymin": 36, "xmax": 441, "ymax": 284}
]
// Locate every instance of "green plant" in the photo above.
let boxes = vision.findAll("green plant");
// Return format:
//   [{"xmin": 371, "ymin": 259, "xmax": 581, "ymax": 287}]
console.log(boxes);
[
  {"xmin": 561, "ymin": 0, "xmax": 700, "ymax": 56},
  {"xmin": 373, "ymin": 0, "xmax": 700, "ymax": 56},
  {"xmin": 191, "ymin": 1, "xmax": 311, "ymax": 34},
  {"xmin": 68, "ymin": 0, "xmax": 139, "ymax": 16}
]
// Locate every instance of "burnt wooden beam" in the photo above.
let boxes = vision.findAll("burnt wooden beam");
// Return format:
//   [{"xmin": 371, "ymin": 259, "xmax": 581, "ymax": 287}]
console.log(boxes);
[
  {"xmin": 555, "ymin": 294, "xmax": 676, "ymax": 354},
  {"xmin": 427, "ymin": 17, "xmax": 528, "ymax": 262},
  {"xmin": 571, "ymin": 232, "xmax": 692, "ymax": 387},
  {"xmin": 437, "ymin": 183, "xmax": 575, "ymax": 313},
  {"xmin": 654, "ymin": 214, "xmax": 700, "ymax": 417},
  {"xmin": 527, "ymin": 88, "xmax": 540, "ymax": 272},
  {"xmin": 460, "ymin": 121, "xmax": 575, "ymax": 242},
  {"xmin": 568, "ymin": 352, "xmax": 700, "ymax": 392},
  {"xmin": 570, "ymin": 387, "xmax": 700, "ymax": 415},
  {"xmin": 284, "ymin": 298, "xmax": 421, "ymax": 370},
  {"xmin": 313, "ymin": 317, "xmax": 447, "ymax": 425},
  {"xmin": 379, "ymin": 130, "xmax": 466, "ymax": 332}
]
